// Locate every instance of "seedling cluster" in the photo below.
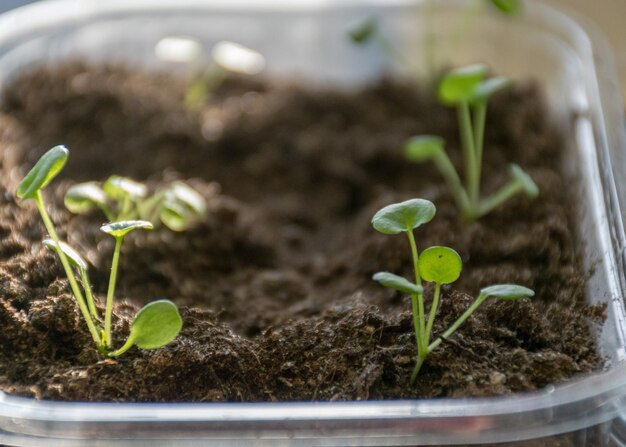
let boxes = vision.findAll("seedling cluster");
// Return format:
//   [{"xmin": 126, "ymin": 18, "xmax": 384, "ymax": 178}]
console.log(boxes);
[
  {"xmin": 405, "ymin": 65, "xmax": 538, "ymax": 221},
  {"xmin": 65, "ymin": 175, "xmax": 207, "ymax": 232},
  {"xmin": 17, "ymin": 146, "xmax": 183, "ymax": 356},
  {"xmin": 372, "ymin": 198, "xmax": 533, "ymax": 382}
]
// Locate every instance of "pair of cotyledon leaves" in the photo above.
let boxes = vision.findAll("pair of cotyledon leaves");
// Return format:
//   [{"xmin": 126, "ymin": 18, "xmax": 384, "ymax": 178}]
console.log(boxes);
[
  {"xmin": 17, "ymin": 145, "xmax": 182, "ymax": 353},
  {"xmin": 371, "ymin": 198, "xmax": 534, "ymax": 299}
]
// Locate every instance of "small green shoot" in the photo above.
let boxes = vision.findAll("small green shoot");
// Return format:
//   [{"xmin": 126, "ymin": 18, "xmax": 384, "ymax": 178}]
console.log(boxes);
[
  {"xmin": 18, "ymin": 146, "xmax": 183, "ymax": 356},
  {"xmin": 405, "ymin": 66, "xmax": 538, "ymax": 221},
  {"xmin": 488, "ymin": 0, "xmax": 521, "ymax": 15},
  {"xmin": 65, "ymin": 177, "xmax": 207, "ymax": 232},
  {"xmin": 372, "ymin": 199, "xmax": 534, "ymax": 383}
]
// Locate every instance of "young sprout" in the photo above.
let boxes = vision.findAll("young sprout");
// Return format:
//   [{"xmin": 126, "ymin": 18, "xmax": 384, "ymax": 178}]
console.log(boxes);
[
  {"xmin": 65, "ymin": 177, "xmax": 207, "ymax": 232},
  {"xmin": 405, "ymin": 66, "xmax": 538, "ymax": 221},
  {"xmin": 372, "ymin": 199, "xmax": 534, "ymax": 383},
  {"xmin": 100, "ymin": 220, "xmax": 154, "ymax": 349},
  {"xmin": 488, "ymin": 0, "xmax": 521, "ymax": 15},
  {"xmin": 18, "ymin": 146, "xmax": 183, "ymax": 356}
]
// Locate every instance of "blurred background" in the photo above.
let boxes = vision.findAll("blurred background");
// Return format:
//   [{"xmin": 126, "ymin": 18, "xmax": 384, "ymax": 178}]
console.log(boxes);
[{"xmin": 1, "ymin": 0, "xmax": 625, "ymax": 97}]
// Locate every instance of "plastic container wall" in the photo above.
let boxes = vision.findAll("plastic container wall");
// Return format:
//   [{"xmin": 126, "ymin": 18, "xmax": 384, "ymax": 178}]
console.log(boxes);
[{"xmin": 0, "ymin": 0, "xmax": 625, "ymax": 446}]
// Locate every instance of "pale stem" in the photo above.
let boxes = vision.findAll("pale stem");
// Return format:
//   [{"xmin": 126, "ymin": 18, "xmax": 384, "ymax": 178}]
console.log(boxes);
[
  {"xmin": 79, "ymin": 267, "xmax": 99, "ymax": 322},
  {"xmin": 407, "ymin": 229, "xmax": 426, "ymax": 355},
  {"xmin": 477, "ymin": 180, "xmax": 522, "ymax": 218},
  {"xmin": 104, "ymin": 236, "xmax": 124, "ymax": 348},
  {"xmin": 107, "ymin": 334, "xmax": 135, "ymax": 357},
  {"xmin": 433, "ymin": 150, "xmax": 471, "ymax": 214},
  {"xmin": 35, "ymin": 192, "xmax": 102, "ymax": 346},
  {"xmin": 428, "ymin": 293, "xmax": 488, "ymax": 353},
  {"xmin": 473, "ymin": 102, "xmax": 487, "ymax": 199},
  {"xmin": 424, "ymin": 282, "xmax": 441, "ymax": 347},
  {"xmin": 458, "ymin": 102, "xmax": 478, "ymax": 209},
  {"xmin": 410, "ymin": 354, "xmax": 426, "ymax": 385}
]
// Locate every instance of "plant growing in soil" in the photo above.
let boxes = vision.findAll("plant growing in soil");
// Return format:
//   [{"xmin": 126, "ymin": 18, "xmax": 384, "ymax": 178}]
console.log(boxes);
[
  {"xmin": 65, "ymin": 176, "xmax": 207, "ymax": 232},
  {"xmin": 371, "ymin": 198, "xmax": 534, "ymax": 383},
  {"xmin": 405, "ymin": 65, "xmax": 539, "ymax": 221},
  {"xmin": 17, "ymin": 145, "xmax": 183, "ymax": 356}
]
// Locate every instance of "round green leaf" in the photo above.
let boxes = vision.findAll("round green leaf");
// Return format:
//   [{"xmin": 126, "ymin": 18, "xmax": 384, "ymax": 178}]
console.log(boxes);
[
  {"xmin": 480, "ymin": 284, "xmax": 534, "ymax": 300},
  {"xmin": 166, "ymin": 182, "xmax": 207, "ymax": 217},
  {"xmin": 130, "ymin": 300, "xmax": 183, "ymax": 349},
  {"xmin": 372, "ymin": 199, "xmax": 436, "ymax": 235},
  {"xmin": 488, "ymin": 0, "xmax": 521, "ymax": 15},
  {"xmin": 405, "ymin": 135, "xmax": 445, "ymax": 163},
  {"xmin": 348, "ymin": 18, "xmax": 377, "ymax": 44},
  {"xmin": 470, "ymin": 77, "xmax": 513, "ymax": 104},
  {"xmin": 101, "ymin": 220, "xmax": 154, "ymax": 238},
  {"xmin": 64, "ymin": 182, "xmax": 108, "ymax": 214},
  {"xmin": 438, "ymin": 64, "xmax": 488, "ymax": 105},
  {"xmin": 159, "ymin": 201, "xmax": 189, "ymax": 232},
  {"xmin": 103, "ymin": 176, "xmax": 147, "ymax": 201},
  {"xmin": 418, "ymin": 246, "xmax": 462, "ymax": 285},
  {"xmin": 373, "ymin": 272, "xmax": 423, "ymax": 295},
  {"xmin": 42, "ymin": 239, "xmax": 88, "ymax": 271},
  {"xmin": 510, "ymin": 164, "xmax": 539, "ymax": 198},
  {"xmin": 17, "ymin": 145, "xmax": 69, "ymax": 200}
]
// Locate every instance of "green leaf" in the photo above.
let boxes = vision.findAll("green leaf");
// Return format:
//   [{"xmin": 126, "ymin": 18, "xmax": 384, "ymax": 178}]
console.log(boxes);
[
  {"xmin": 470, "ymin": 77, "xmax": 513, "ymax": 104},
  {"xmin": 373, "ymin": 272, "xmax": 423, "ymax": 295},
  {"xmin": 166, "ymin": 182, "xmax": 207, "ymax": 217},
  {"xmin": 101, "ymin": 220, "xmax": 154, "ymax": 238},
  {"xmin": 405, "ymin": 135, "xmax": 445, "ymax": 163},
  {"xmin": 103, "ymin": 176, "xmax": 147, "ymax": 201},
  {"xmin": 418, "ymin": 246, "xmax": 462, "ymax": 285},
  {"xmin": 129, "ymin": 300, "xmax": 183, "ymax": 349},
  {"xmin": 348, "ymin": 17, "xmax": 377, "ymax": 44},
  {"xmin": 438, "ymin": 64, "xmax": 488, "ymax": 105},
  {"xmin": 372, "ymin": 199, "xmax": 436, "ymax": 235},
  {"xmin": 480, "ymin": 284, "xmax": 534, "ymax": 300},
  {"xmin": 488, "ymin": 0, "xmax": 521, "ymax": 15},
  {"xmin": 64, "ymin": 182, "xmax": 108, "ymax": 214},
  {"xmin": 17, "ymin": 145, "xmax": 69, "ymax": 200},
  {"xmin": 159, "ymin": 201, "xmax": 189, "ymax": 232},
  {"xmin": 42, "ymin": 239, "xmax": 88, "ymax": 271},
  {"xmin": 510, "ymin": 164, "xmax": 539, "ymax": 198}
]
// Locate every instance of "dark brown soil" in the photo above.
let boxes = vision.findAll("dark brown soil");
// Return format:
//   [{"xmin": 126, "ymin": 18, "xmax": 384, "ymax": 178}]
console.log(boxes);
[{"xmin": 0, "ymin": 62, "xmax": 606, "ymax": 403}]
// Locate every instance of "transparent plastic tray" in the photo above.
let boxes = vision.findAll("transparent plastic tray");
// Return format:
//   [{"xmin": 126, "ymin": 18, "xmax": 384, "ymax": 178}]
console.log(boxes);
[{"xmin": 0, "ymin": 0, "xmax": 626, "ymax": 445}]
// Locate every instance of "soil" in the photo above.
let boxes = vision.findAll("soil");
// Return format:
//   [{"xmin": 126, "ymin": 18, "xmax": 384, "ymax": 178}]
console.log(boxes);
[{"xmin": 0, "ymin": 62, "xmax": 606, "ymax": 403}]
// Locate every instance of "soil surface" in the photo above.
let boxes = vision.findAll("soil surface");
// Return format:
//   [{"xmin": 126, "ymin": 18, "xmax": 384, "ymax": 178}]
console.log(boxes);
[{"xmin": 0, "ymin": 62, "xmax": 606, "ymax": 403}]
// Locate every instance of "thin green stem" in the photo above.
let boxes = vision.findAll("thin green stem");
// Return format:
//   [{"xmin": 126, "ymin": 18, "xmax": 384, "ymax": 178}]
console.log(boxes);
[
  {"xmin": 407, "ymin": 229, "xmax": 426, "ymax": 356},
  {"xmin": 104, "ymin": 236, "xmax": 124, "ymax": 348},
  {"xmin": 428, "ymin": 293, "xmax": 488, "ymax": 353},
  {"xmin": 424, "ymin": 282, "xmax": 441, "ymax": 347},
  {"xmin": 411, "ymin": 293, "xmax": 425, "ymax": 358},
  {"xmin": 477, "ymin": 180, "xmax": 522, "ymax": 218},
  {"xmin": 433, "ymin": 151, "xmax": 471, "ymax": 214},
  {"xmin": 35, "ymin": 192, "xmax": 102, "ymax": 346},
  {"xmin": 458, "ymin": 102, "xmax": 478, "ymax": 209},
  {"xmin": 79, "ymin": 268, "xmax": 99, "ymax": 322},
  {"xmin": 473, "ymin": 102, "xmax": 487, "ymax": 201},
  {"xmin": 107, "ymin": 334, "xmax": 135, "ymax": 357},
  {"xmin": 410, "ymin": 354, "xmax": 426, "ymax": 385}
]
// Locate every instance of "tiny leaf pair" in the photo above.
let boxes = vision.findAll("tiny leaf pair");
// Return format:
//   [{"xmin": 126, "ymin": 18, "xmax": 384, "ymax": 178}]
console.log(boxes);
[
  {"xmin": 372, "ymin": 199, "xmax": 533, "ymax": 383},
  {"xmin": 405, "ymin": 65, "xmax": 538, "ymax": 221},
  {"xmin": 65, "ymin": 176, "xmax": 207, "ymax": 232},
  {"xmin": 18, "ymin": 146, "xmax": 183, "ymax": 357}
]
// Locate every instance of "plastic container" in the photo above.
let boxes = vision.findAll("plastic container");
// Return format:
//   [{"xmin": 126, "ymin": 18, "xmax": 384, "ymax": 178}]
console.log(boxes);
[{"xmin": 1, "ymin": 0, "xmax": 626, "ymax": 445}]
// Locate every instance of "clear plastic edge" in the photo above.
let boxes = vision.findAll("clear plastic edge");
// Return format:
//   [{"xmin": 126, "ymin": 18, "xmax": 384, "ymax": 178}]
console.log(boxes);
[{"xmin": 0, "ymin": 0, "xmax": 625, "ymax": 445}]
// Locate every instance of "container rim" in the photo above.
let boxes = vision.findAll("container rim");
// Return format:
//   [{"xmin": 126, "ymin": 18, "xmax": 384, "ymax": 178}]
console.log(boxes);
[{"xmin": 0, "ymin": 0, "xmax": 625, "ymax": 441}]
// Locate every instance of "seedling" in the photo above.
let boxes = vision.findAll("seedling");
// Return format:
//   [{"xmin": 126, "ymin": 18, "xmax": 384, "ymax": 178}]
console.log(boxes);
[
  {"xmin": 18, "ymin": 146, "xmax": 183, "ymax": 356},
  {"xmin": 155, "ymin": 36, "xmax": 265, "ymax": 109},
  {"xmin": 405, "ymin": 66, "xmax": 538, "ymax": 220},
  {"xmin": 372, "ymin": 199, "xmax": 533, "ymax": 383},
  {"xmin": 65, "ymin": 176, "xmax": 207, "ymax": 232}
]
